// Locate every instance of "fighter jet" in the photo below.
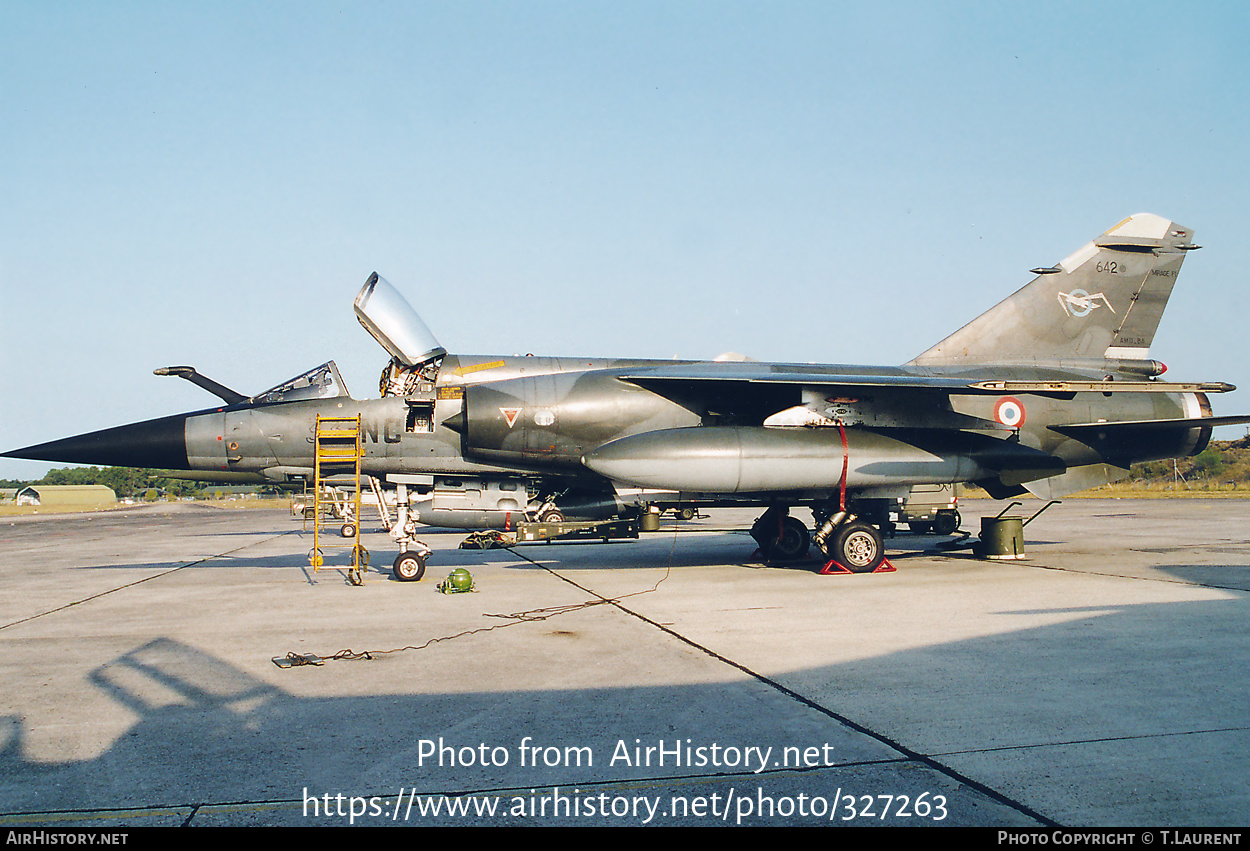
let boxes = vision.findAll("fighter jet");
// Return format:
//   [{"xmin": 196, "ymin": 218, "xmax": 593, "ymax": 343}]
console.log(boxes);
[{"xmin": 7, "ymin": 213, "xmax": 1247, "ymax": 575}]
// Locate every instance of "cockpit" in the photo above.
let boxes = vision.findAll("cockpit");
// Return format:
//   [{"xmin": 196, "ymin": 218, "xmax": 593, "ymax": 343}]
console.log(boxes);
[
  {"xmin": 155, "ymin": 274, "xmax": 443, "ymax": 409},
  {"xmin": 252, "ymin": 362, "xmax": 350, "ymax": 405}
]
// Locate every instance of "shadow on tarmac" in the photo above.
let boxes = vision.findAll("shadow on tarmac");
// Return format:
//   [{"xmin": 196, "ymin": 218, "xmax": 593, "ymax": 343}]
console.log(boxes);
[{"xmin": 2, "ymin": 584, "xmax": 1247, "ymax": 826}]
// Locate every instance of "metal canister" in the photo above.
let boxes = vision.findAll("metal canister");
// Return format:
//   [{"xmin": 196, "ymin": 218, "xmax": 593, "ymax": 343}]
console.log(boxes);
[{"xmin": 979, "ymin": 516, "xmax": 1026, "ymax": 560}]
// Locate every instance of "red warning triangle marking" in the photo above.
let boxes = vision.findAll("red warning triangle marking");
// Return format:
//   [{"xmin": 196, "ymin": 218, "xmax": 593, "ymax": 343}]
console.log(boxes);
[{"xmin": 500, "ymin": 407, "xmax": 522, "ymax": 428}]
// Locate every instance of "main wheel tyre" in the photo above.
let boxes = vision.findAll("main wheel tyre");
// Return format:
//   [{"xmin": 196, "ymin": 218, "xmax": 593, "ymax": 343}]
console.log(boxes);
[
  {"xmin": 393, "ymin": 551, "xmax": 426, "ymax": 582},
  {"xmin": 539, "ymin": 509, "xmax": 564, "ymax": 523},
  {"xmin": 769, "ymin": 516, "xmax": 811, "ymax": 561},
  {"xmin": 833, "ymin": 521, "xmax": 885, "ymax": 573},
  {"xmin": 932, "ymin": 511, "xmax": 960, "ymax": 536},
  {"xmin": 340, "ymin": 523, "xmax": 357, "ymax": 538}
]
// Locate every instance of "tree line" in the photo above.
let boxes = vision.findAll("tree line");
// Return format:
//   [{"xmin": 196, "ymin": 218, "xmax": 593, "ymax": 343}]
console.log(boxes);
[{"xmin": 2, "ymin": 467, "xmax": 218, "ymax": 498}]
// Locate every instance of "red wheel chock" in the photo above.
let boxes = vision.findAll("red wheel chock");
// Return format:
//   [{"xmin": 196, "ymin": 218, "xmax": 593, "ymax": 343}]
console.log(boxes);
[{"xmin": 818, "ymin": 556, "xmax": 896, "ymax": 576}]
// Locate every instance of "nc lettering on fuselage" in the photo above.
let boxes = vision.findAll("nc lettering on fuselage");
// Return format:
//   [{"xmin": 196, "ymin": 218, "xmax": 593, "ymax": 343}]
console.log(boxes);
[{"xmin": 361, "ymin": 416, "xmax": 403, "ymax": 445}]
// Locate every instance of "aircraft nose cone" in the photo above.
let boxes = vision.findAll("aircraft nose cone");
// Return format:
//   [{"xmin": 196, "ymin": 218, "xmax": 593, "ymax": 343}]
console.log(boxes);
[{"xmin": 2, "ymin": 414, "xmax": 191, "ymax": 469}]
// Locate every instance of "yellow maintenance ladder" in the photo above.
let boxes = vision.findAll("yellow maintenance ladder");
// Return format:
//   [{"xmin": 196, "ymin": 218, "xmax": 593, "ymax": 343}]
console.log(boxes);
[{"xmin": 311, "ymin": 414, "xmax": 369, "ymax": 585}]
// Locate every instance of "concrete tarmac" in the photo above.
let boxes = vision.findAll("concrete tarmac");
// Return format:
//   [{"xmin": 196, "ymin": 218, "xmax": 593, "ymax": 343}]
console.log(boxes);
[{"xmin": 0, "ymin": 498, "xmax": 1246, "ymax": 827}]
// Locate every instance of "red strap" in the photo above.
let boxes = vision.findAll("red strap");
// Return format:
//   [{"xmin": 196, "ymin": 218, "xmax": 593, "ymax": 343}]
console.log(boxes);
[{"xmin": 837, "ymin": 420, "xmax": 849, "ymax": 511}]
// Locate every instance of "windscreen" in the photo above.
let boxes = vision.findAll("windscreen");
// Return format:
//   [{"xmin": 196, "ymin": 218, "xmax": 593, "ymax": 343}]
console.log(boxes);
[{"xmin": 253, "ymin": 361, "xmax": 349, "ymax": 404}]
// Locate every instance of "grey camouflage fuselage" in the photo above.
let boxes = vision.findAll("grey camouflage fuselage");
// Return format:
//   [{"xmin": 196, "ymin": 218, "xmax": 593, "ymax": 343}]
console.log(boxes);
[{"xmin": 6, "ymin": 214, "xmax": 1244, "ymax": 526}]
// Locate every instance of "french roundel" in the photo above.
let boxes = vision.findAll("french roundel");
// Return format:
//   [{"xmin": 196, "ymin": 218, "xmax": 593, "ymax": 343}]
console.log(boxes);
[{"xmin": 994, "ymin": 397, "xmax": 1026, "ymax": 428}]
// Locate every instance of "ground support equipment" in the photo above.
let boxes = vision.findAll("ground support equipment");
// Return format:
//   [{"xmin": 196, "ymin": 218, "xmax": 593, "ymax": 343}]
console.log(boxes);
[
  {"xmin": 311, "ymin": 415, "xmax": 369, "ymax": 585},
  {"xmin": 514, "ymin": 518, "xmax": 640, "ymax": 544}
]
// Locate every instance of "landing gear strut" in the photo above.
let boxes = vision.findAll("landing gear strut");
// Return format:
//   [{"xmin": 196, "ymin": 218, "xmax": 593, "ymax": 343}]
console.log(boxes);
[{"xmin": 389, "ymin": 485, "xmax": 432, "ymax": 581}]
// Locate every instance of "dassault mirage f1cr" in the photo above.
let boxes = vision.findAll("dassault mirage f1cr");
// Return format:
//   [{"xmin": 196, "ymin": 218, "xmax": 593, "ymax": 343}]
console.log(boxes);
[{"xmin": 7, "ymin": 213, "xmax": 1248, "ymax": 574}]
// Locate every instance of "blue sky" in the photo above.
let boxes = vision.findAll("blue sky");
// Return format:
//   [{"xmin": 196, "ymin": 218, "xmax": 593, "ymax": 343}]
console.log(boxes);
[{"xmin": 3, "ymin": 1, "xmax": 1248, "ymax": 479}]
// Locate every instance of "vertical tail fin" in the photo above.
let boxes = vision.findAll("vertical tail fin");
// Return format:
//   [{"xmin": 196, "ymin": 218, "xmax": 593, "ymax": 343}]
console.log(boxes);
[{"xmin": 909, "ymin": 214, "xmax": 1198, "ymax": 366}]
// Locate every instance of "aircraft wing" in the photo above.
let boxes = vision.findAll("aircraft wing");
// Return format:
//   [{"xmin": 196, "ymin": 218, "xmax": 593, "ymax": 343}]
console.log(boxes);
[
  {"xmin": 1038, "ymin": 414, "xmax": 1250, "ymax": 484},
  {"xmin": 622, "ymin": 363, "xmax": 980, "ymax": 391},
  {"xmin": 619, "ymin": 364, "xmax": 1236, "ymax": 425},
  {"xmin": 620, "ymin": 366, "xmax": 990, "ymax": 423},
  {"xmin": 1050, "ymin": 414, "xmax": 1250, "ymax": 438}
]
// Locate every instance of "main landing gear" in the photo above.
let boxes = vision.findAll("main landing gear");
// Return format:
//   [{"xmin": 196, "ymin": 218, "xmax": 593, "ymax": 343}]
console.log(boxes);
[
  {"xmin": 751, "ymin": 505, "xmax": 891, "ymax": 574},
  {"xmin": 750, "ymin": 506, "xmax": 811, "ymax": 562},
  {"xmin": 812, "ymin": 503, "xmax": 889, "ymax": 574}
]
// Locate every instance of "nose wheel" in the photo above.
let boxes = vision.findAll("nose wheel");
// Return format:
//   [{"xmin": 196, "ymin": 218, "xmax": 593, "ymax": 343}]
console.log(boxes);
[{"xmin": 392, "ymin": 548, "xmax": 429, "ymax": 582}]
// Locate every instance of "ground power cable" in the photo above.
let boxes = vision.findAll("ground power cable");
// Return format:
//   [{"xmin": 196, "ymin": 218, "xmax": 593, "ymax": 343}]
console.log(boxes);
[
  {"xmin": 482, "ymin": 514, "xmax": 1061, "ymax": 828},
  {"xmin": 275, "ymin": 513, "xmax": 684, "ymax": 666},
  {"xmin": 244, "ymin": 514, "xmax": 1052, "ymax": 826}
]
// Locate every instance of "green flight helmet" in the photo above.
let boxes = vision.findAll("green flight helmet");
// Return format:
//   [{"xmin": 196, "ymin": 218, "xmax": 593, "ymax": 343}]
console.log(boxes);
[{"xmin": 440, "ymin": 568, "xmax": 474, "ymax": 594}]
